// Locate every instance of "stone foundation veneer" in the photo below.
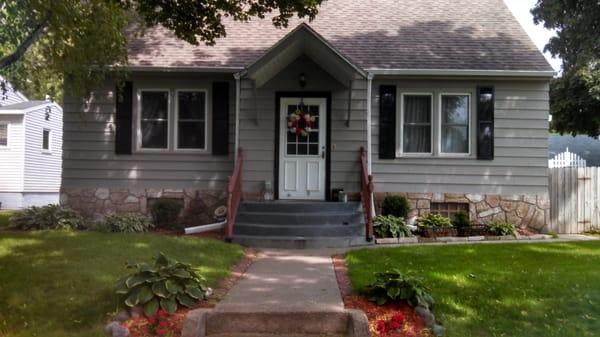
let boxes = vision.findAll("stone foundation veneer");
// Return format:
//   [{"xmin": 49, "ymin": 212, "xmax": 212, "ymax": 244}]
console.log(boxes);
[
  {"xmin": 60, "ymin": 187, "xmax": 227, "ymax": 221},
  {"xmin": 374, "ymin": 192, "xmax": 550, "ymax": 232}
]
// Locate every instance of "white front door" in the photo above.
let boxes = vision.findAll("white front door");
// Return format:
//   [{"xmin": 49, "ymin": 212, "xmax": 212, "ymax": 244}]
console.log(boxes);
[{"xmin": 279, "ymin": 97, "xmax": 327, "ymax": 200}]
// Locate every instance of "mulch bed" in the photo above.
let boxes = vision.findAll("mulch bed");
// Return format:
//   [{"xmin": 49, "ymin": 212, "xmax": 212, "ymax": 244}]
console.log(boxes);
[
  {"xmin": 332, "ymin": 255, "xmax": 431, "ymax": 337},
  {"xmin": 126, "ymin": 248, "xmax": 256, "ymax": 337}
]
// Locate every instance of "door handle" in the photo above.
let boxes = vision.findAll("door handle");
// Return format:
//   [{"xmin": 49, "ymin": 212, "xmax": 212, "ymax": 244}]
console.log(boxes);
[{"xmin": 321, "ymin": 150, "xmax": 325, "ymax": 159}]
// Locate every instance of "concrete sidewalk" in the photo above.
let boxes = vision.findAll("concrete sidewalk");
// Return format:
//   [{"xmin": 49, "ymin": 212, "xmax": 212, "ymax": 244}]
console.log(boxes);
[{"xmin": 215, "ymin": 249, "xmax": 343, "ymax": 313}]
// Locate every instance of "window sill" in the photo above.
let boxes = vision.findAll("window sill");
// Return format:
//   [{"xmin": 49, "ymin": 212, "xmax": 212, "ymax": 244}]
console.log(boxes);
[{"xmin": 41, "ymin": 150, "xmax": 52, "ymax": 154}]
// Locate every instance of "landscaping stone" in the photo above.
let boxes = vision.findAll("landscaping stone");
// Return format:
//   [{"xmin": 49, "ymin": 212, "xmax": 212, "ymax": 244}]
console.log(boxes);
[
  {"xmin": 432, "ymin": 323, "xmax": 446, "ymax": 336},
  {"xmin": 466, "ymin": 194, "xmax": 484, "ymax": 203},
  {"xmin": 104, "ymin": 321, "xmax": 129, "ymax": 337},
  {"xmin": 375, "ymin": 238, "xmax": 398, "ymax": 244},
  {"xmin": 129, "ymin": 306, "xmax": 144, "ymax": 319},
  {"xmin": 479, "ymin": 207, "xmax": 502, "ymax": 218},
  {"xmin": 115, "ymin": 310, "xmax": 130, "ymax": 322},
  {"xmin": 467, "ymin": 236, "xmax": 486, "ymax": 241},
  {"xmin": 436, "ymin": 236, "xmax": 467, "ymax": 243},
  {"xmin": 398, "ymin": 237, "xmax": 419, "ymax": 244},
  {"xmin": 415, "ymin": 305, "xmax": 435, "ymax": 326}
]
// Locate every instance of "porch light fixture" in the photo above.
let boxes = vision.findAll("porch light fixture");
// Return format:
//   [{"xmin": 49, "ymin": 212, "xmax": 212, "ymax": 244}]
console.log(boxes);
[{"xmin": 299, "ymin": 73, "xmax": 306, "ymax": 88}]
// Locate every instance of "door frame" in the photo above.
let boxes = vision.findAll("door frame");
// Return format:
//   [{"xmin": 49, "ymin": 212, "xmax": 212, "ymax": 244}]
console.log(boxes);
[{"xmin": 274, "ymin": 91, "xmax": 332, "ymax": 201}]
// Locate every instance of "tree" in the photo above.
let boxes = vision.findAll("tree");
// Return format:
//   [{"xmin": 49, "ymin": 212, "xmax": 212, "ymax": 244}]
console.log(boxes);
[
  {"xmin": 0, "ymin": 0, "xmax": 323, "ymax": 103},
  {"xmin": 532, "ymin": 0, "xmax": 600, "ymax": 137}
]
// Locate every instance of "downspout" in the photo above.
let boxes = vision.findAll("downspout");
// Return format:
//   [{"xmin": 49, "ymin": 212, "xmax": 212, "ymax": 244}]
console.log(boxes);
[
  {"xmin": 233, "ymin": 73, "xmax": 242, "ymax": 160},
  {"xmin": 366, "ymin": 72, "xmax": 376, "ymax": 218}
]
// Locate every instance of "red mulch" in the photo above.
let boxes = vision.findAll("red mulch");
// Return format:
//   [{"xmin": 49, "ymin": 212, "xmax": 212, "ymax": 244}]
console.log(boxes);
[
  {"xmin": 126, "ymin": 248, "xmax": 256, "ymax": 337},
  {"xmin": 332, "ymin": 255, "xmax": 431, "ymax": 337}
]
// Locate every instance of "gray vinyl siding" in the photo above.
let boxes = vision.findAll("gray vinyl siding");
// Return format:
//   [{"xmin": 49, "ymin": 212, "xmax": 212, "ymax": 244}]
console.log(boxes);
[
  {"xmin": 239, "ymin": 56, "xmax": 366, "ymax": 194},
  {"xmin": 371, "ymin": 78, "xmax": 550, "ymax": 195},
  {"xmin": 62, "ymin": 73, "xmax": 235, "ymax": 189},
  {"xmin": 23, "ymin": 104, "xmax": 63, "ymax": 192}
]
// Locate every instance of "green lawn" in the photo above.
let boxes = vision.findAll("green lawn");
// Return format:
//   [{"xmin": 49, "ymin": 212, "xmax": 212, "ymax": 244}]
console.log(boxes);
[
  {"xmin": 346, "ymin": 241, "xmax": 600, "ymax": 337},
  {"xmin": 0, "ymin": 210, "xmax": 15, "ymax": 227},
  {"xmin": 0, "ymin": 231, "xmax": 244, "ymax": 337}
]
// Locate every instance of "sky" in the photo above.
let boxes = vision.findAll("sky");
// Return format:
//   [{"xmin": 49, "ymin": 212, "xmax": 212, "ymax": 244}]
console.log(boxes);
[{"xmin": 503, "ymin": 0, "xmax": 561, "ymax": 71}]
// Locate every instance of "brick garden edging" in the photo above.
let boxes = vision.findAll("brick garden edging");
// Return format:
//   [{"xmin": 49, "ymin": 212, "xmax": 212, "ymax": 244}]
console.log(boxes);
[{"xmin": 374, "ymin": 234, "xmax": 553, "ymax": 245}]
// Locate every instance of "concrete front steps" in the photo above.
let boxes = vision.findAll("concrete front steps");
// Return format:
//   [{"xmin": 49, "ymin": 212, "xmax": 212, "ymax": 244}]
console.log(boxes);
[
  {"xmin": 182, "ymin": 309, "xmax": 369, "ymax": 337},
  {"xmin": 231, "ymin": 201, "xmax": 369, "ymax": 248}
]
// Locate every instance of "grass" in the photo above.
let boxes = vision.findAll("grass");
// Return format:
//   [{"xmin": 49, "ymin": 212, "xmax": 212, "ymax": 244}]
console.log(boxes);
[
  {"xmin": 346, "ymin": 241, "xmax": 600, "ymax": 337},
  {"xmin": 0, "ymin": 210, "xmax": 15, "ymax": 227},
  {"xmin": 0, "ymin": 231, "xmax": 244, "ymax": 337}
]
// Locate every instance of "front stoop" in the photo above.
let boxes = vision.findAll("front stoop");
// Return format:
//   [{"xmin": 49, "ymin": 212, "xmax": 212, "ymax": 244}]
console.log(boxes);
[{"xmin": 181, "ymin": 309, "xmax": 370, "ymax": 337}]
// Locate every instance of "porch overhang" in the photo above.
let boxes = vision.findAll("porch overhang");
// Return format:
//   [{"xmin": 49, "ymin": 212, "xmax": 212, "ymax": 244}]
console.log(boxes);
[{"xmin": 237, "ymin": 23, "xmax": 367, "ymax": 87}]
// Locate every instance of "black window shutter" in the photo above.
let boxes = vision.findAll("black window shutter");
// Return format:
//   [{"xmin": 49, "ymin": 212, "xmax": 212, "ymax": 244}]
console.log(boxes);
[
  {"xmin": 212, "ymin": 82, "xmax": 230, "ymax": 155},
  {"xmin": 379, "ymin": 85, "xmax": 396, "ymax": 159},
  {"xmin": 476, "ymin": 86, "xmax": 494, "ymax": 160},
  {"xmin": 115, "ymin": 81, "xmax": 133, "ymax": 155}
]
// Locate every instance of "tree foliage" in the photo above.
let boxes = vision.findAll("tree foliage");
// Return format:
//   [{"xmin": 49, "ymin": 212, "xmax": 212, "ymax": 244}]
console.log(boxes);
[
  {"xmin": 0, "ymin": 0, "xmax": 323, "ymax": 103},
  {"xmin": 532, "ymin": 0, "xmax": 600, "ymax": 137}
]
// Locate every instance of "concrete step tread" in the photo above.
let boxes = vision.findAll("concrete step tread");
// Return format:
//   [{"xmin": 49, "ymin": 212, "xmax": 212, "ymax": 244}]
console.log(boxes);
[
  {"xmin": 234, "ymin": 222, "xmax": 363, "ymax": 228},
  {"xmin": 232, "ymin": 235, "xmax": 370, "ymax": 248},
  {"xmin": 237, "ymin": 210, "xmax": 363, "ymax": 216}
]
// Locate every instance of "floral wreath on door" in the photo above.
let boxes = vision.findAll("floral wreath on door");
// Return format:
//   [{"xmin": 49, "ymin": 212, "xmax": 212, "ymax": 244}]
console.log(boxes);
[{"xmin": 287, "ymin": 107, "xmax": 316, "ymax": 136}]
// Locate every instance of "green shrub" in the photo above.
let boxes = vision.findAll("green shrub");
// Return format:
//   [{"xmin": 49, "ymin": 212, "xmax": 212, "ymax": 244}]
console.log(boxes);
[
  {"xmin": 9, "ymin": 204, "xmax": 84, "ymax": 230},
  {"xmin": 150, "ymin": 199, "xmax": 183, "ymax": 230},
  {"xmin": 381, "ymin": 195, "xmax": 410, "ymax": 218},
  {"xmin": 373, "ymin": 215, "xmax": 412, "ymax": 238},
  {"xmin": 102, "ymin": 213, "xmax": 153, "ymax": 233},
  {"xmin": 452, "ymin": 210, "xmax": 471, "ymax": 228},
  {"xmin": 416, "ymin": 213, "xmax": 452, "ymax": 228},
  {"xmin": 115, "ymin": 253, "xmax": 209, "ymax": 316},
  {"xmin": 488, "ymin": 220, "xmax": 516, "ymax": 236},
  {"xmin": 367, "ymin": 269, "xmax": 434, "ymax": 308}
]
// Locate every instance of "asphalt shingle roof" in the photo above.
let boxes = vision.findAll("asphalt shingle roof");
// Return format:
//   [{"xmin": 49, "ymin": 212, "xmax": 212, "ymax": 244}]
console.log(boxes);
[
  {"xmin": 0, "ymin": 100, "xmax": 48, "ymax": 111},
  {"xmin": 127, "ymin": 0, "xmax": 552, "ymax": 72}
]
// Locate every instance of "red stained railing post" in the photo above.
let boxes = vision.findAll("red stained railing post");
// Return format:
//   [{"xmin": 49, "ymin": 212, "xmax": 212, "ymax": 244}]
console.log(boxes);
[
  {"xmin": 360, "ymin": 147, "xmax": 374, "ymax": 241},
  {"xmin": 226, "ymin": 149, "xmax": 243, "ymax": 242}
]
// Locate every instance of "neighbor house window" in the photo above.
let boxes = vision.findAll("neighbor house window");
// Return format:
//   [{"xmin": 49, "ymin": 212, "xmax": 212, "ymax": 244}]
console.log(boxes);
[
  {"xmin": 440, "ymin": 94, "xmax": 470, "ymax": 154},
  {"xmin": 401, "ymin": 94, "xmax": 432, "ymax": 154},
  {"xmin": 176, "ymin": 90, "xmax": 207, "ymax": 150},
  {"xmin": 0, "ymin": 123, "xmax": 7, "ymax": 147},
  {"xmin": 140, "ymin": 90, "xmax": 169, "ymax": 149},
  {"xmin": 42, "ymin": 129, "xmax": 51, "ymax": 151}
]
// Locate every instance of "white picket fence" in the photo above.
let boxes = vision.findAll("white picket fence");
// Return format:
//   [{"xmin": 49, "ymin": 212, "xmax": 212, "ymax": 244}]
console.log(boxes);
[
  {"xmin": 548, "ymin": 148, "xmax": 586, "ymax": 168},
  {"xmin": 549, "ymin": 167, "xmax": 600, "ymax": 233}
]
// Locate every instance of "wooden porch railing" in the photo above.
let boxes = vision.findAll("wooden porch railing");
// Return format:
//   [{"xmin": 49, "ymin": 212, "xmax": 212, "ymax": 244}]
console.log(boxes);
[
  {"xmin": 360, "ymin": 146, "xmax": 374, "ymax": 241},
  {"xmin": 225, "ymin": 149, "xmax": 243, "ymax": 241}
]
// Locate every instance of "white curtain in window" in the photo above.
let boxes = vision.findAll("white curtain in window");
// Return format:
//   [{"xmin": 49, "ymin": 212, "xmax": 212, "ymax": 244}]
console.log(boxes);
[
  {"xmin": 403, "ymin": 95, "xmax": 431, "ymax": 153},
  {"xmin": 0, "ymin": 125, "xmax": 7, "ymax": 146},
  {"xmin": 441, "ymin": 95, "xmax": 469, "ymax": 153}
]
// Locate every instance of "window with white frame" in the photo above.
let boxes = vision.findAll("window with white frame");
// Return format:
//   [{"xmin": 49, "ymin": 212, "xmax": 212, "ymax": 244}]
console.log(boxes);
[
  {"xmin": 440, "ymin": 94, "xmax": 470, "ymax": 154},
  {"xmin": 402, "ymin": 94, "xmax": 432, "ymax": 154},
  {"xmin": 140, "ymin": 90, "xmax": 169, "ymax": 149},
  {"xmin": 0, "ymin": 123, "xmax": 7, "ymax": 147},
  {"xmin": 176, "ymin": 90, "xmax": 207, "ymax": 150},
  {"xmin": 42, "ymin": 129, "xmax": 51, "ymax": 151}
]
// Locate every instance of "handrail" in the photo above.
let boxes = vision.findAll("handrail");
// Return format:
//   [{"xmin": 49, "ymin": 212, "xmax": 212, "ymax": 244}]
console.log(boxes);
[
  {"xmin": 360, "ymin": 146, "xmax": 374, "ymax": 241},
  {"xmin": 226, "ymin": 148, "xmax": 243, "ymax": 241}
]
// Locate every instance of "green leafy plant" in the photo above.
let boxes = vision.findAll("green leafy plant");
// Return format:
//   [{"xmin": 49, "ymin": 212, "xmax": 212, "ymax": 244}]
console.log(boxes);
[
  {"xmin": 9, "ymin": 204, "xmax": 84, "ymax": 230},
  {"xmin": 416, "ymin": 213, "xmax": 452, "ymax": 228},
  {"xmin": 373, "ymin": 215, "xmax": 412, "ymax": 238},
  {"xmin": 102, "ymin": 213, "xmax": 153, "ymax": 233},
  {"xmin": 488, "ymin": 220, "xmax": 516, "ymax": 236},
  {"xmin": 150, "ymin": 199, "xmax": 183, "ymax": 230},
  {"xmin": 381, "ymin": 195, "xmax": 410, "ymax": 219},
  {"xmin": 114, "ymin": 253, "xmax": 209, "ymax": 316},
  {"xmin": 367, "ymin": 269, "xmax": 434, "ymax": 309},
  {"xmin": 452, "ymin": 210, "xmax": 471, "ymax": 228}
]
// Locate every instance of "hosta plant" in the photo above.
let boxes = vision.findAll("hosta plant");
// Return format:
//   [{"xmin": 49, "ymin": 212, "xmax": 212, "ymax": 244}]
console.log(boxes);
[
  {"xmin": 416, "ymin": 213, "xmax": 452, "ymax": 228},
  {"xmin": 373, "ymin": 215, "xmax": 413, "ymax": 238},
  {"xmin": 115, "ymin": 253, "xmax": 209, "ymax": 316},
  {"xmin": 103, "ymin": 213, "xmax": 153, "ymax": 233},
  {"xmin": 488, "ymin": 220, "xmax": 517, "ymax": 236},
  {"xmin": 9, "ymin": 204, "xmax": 84, "ymax": 230},
  {"xmin": 367, "ymin": 269, "xmax": 434, "ymax": 309}
]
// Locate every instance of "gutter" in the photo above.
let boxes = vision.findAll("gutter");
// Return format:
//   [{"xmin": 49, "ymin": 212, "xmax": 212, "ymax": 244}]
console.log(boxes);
[
  {"xmin": 184, "ymin": 220, "xmax": 227, "ymax": 235},
  {"xmin": 366, "ymin": 72, "xmax": 374, "ymax": 175},
  {"xmin": 233, "ymin": 73, "xmax": 242, "ymax": 160},
  {"xmin": 126, "ymin": 66, "xmax": 243, "ymax": 73},
  {"xmin": 367, "ymin": 68, "xmax": 556, "ymax": 78}
]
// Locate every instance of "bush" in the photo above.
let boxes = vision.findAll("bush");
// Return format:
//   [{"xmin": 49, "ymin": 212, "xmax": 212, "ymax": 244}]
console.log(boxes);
[
  {"xmin": 488, "ymin": 220, "xmax": 516, "ymax": 236},
  {"xmin": 367, "ymin": 269, "xmax": 434, "ymax": 308},
  {"xmin": 150, "ymin": 199, "xmax": 183, "ymax": 230},
  {"xmin": 373, "ymin": 215, "xmax": 412, "ymax": 238},
  {"xmin": 102, "ymin": 213, "xmax": 153, "ymax": 233},
  {"xmin": 381, "ymin": 195, "xmax": 410, "ymax": 219},
  {"xmin": 115, "ymin": 253, "xmax": 209, "ymax": 316},
  {"xmin": 9, "ymin": 204, "xmax": 84, "ymax": 230},
  {"xmin": 416, "ymin": 213, "xmax": 452, "ymax": 228},
  {"xmin": 452, "ymin": 210, "xmax": 471, "ymax": 228}
]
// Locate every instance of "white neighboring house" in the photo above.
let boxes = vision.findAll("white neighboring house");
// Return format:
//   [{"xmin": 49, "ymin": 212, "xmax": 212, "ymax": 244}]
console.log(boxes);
[{"xmin": 0, "ymin": 79, "xmax": 62, "ymax": 209}]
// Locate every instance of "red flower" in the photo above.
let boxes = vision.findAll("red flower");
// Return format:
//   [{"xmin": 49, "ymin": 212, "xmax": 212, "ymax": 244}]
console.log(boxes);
[
  {"xmin": 156, "ymin": 328, "xmax": 167, "ymax": 335},
  {"xmin": 377, "ymin": 319, "xmax": 387, "ymax": 332},
  {"xmin": 157, "ymin": 309, "xmax": 167, "ymax": 317},
  {"xmin": 147, "ymin": 317, "xmax": 156, "ymax": 325},
  {"xmin": 389, "ymin": 321, "xmax": 401, "ymax": 330},
  {"xmin": 392, "ymin": 313, "xmax": 404, "ymax": 322},
  {"xmin": 158, "ymin": 320, "xmax": 169, "ymax": 328}
]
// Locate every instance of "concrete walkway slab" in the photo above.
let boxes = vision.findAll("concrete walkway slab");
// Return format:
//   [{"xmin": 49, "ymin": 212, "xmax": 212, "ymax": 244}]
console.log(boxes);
[{"xmin": 216, "ymin": 249, "xmax": 343, "ymax": 313}]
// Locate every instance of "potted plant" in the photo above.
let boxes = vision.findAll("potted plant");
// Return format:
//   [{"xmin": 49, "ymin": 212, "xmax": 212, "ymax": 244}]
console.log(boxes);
[
  {"xmin": 416, "ymin": 213, "xmax": 456, "ymax": 237},
  {"xmin": 452, "ymin": 210, "xmax": 471, "ymax": 237}
]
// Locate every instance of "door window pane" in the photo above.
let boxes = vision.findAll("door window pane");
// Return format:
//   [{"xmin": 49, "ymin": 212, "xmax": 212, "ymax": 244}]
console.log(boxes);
[
  {"xmin": 0, "ymin": 124, "xmax": 7, "ymax": 146},
  {"xmin": 140, "ymin": 91, "xmax": 169, "ymax": 149},
  {"xmin": 403, "ymin": 95, "xmax": 432, "ymax": 153},
  {"xmin": 441, "ymin": 95, "xmax": 469, "ymax": 153},
  {"xmin": 177, "ymin": 91, "xmax": 206, "ymax": 149}
]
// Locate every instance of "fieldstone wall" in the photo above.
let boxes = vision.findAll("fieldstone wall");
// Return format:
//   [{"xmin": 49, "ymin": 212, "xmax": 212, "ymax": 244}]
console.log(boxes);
[
  {"xmin": 374, "ymin": 192, "xmax": 550, "ymax": 232},
  {"xmin": 60, "ymin": 188, "xmax": 227, "ymax": 223}
]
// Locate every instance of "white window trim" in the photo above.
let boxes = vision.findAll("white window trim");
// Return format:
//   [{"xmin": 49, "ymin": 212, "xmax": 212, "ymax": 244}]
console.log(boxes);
[
  {"xmin": 397, "ymin": 92, "xmax": 434, "ymax": 157},
  {"xmin": 438, "ymin": 93, "xmax": 472, "ymax": 157},
  {"xmin": 136, "ymin": 88, "xmax": 171, "ymax": 152},
  {"xmin": 174, "ymin": 89, "xmax": 209, "ymax": 152},
  {"xmin": 0, "ymin": 122, "xmax": 9, "ymax": 149},
  {"xmin": 42, "ymin": 128, "xmax": 52, "ymax": 153}
]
